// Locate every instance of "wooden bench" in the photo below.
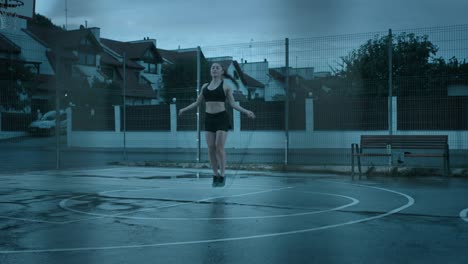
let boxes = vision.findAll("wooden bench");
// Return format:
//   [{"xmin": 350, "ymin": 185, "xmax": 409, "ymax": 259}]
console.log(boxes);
[{"xmin": 351, "ymin": 135, "xmax": 450, "ymax": 179}]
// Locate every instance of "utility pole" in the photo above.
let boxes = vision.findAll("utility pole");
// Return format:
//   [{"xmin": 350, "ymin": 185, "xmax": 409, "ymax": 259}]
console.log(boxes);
[{"xmin": 65, "ymin": 0, "xmax": 68, "ymax": 30}]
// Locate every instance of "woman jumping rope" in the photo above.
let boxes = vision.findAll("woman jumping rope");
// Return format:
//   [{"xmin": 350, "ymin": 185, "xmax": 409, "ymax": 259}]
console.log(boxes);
[{"xmin": 178, "ymin": 62, "xmax": 256, "ymax": 187}]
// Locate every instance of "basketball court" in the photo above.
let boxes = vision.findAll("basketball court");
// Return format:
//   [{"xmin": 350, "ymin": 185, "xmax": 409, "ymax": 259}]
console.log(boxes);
[
  {"xmin": 1, "ymin": 1, "xmax": 468, "ymax": 263},
  {"xmin": 1, "ymin": 166, "xmax": 467, "ymax": 263}
]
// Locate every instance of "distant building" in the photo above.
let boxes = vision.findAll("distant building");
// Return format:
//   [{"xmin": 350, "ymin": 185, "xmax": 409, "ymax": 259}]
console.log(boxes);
[
  {"xmin": 101, "ymin": 37, "xmax": 164, "ymax": 105},
  {"xmin": 268, "ymin": 66, "xmax": 316, "ymax": 101},
  {"xmin": 240, "ymin": 59, "xmax": 268, "ymax": 100},
  {"xmin": 3, "ymin": 21, "xmax": 170, "ymax": 109}
]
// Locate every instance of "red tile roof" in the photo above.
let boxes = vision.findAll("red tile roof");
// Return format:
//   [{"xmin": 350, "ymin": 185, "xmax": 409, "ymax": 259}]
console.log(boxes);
[
  {"xmin": 26, "ymin": 25, "xmax": 102, "ymax": 51},
  {"xmin": 101, "ymin": 38, "xmax": 163, "ymax": 64},
  {"xmin": 157, "ymin": 48, "xmax": 202, "ymax": 64},
  {"xmin": 100, "ymin": 50, "xmax": 143, "ymax": 69},
  {"xmin": 242, "ymin": 72, "xmax": 265, "ymax": 88}
]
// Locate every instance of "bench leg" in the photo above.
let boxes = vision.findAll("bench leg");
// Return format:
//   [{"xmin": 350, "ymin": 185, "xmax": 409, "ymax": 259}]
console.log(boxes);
[
  {"xmin": 358, "ymin": 146, "xmax": 362, "ymax": 180},
  {"xmin": 351, "ymin": 144, "xmax": 355, "ymax": 180},
  {"xmin": 444, "ymin": 149, "xmax": 451, "ymax": 177},
  {"xmin": 443, "ymin": 155, "xmax": 447, "ymax": 177}
]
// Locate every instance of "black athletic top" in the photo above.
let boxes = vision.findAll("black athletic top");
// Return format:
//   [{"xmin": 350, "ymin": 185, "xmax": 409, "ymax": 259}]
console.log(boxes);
[{"xmin": 202, "ymin": 81, "xmax": 226, "ymax": 102}]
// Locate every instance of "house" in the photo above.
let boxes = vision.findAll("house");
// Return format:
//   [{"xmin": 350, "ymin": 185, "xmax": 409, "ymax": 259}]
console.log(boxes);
[
  {"xmin": 0, "ymin": 26, "xmax": 51, "ymax": 112},
  {"xmin": 240, "ymin": 59, "xmax": 269, "ymax": 100},
  {"xmin": 23, "ymin": 25, "xmax": 163, "ymax": 108},
  {"xmin": 24, "ymin": 25, "xmax": 108, "ymax": 109},
  {"xmin": 267, "ymin": 68, "xmax": 287, "ymax": 101},
  {"xmin": 101, "ymin": 37, "xmax": 164, "ymax": 105},
  {"xmin": 267, "ymin": 66, "xmax": 316, "ymax": 101}
]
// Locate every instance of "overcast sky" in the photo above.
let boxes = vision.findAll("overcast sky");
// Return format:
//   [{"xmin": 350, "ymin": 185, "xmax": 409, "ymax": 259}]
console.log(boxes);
[{"xmin": 35, "ymin": 0, "xmax": 468, "ymax": 50}]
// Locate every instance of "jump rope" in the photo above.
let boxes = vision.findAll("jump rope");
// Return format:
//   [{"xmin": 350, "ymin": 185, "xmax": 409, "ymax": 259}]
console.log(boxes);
[
  {"xmin": 221, "ymin": 119, "xmax": 256, "ymax": 190},
  {"xmin": 206, "ymin": 102, "xmax": 257, "ymax": 190}
]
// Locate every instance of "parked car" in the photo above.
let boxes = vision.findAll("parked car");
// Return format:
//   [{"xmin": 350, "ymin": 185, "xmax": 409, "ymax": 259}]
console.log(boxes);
[{"xmin": 28, "ymin": 110, "xmax": 67, "ymax": 136}]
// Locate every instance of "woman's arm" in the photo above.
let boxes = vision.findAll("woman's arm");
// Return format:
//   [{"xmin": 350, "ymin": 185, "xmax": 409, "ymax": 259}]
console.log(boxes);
[
  {"xmin": 225, "ymin": 85, "xmax": 256, "ymax": 118},
  {"xmin": 178, "ymin": 84, "xmax": 207, "ymax": 116}
]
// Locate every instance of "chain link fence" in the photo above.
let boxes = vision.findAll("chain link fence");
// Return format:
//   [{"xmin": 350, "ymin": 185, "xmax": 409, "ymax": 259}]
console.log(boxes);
[{"xmin": 1, "ymin": 24, "xmax": 468, "ymax": 173}]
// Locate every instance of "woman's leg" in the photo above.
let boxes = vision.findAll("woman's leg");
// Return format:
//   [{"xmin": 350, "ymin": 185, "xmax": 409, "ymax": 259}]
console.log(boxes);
[
  {"xmin": 215, "ymin": 131, "xmax": 228, "ymax": 177},
  {"xmin": 205, "ymin": 132, "xmax": 218, "ymax": 176}
]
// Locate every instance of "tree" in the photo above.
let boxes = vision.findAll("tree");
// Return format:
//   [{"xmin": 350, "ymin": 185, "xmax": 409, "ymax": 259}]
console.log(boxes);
[
  {"xmin": 0, "ymin": 62, "xmax": 35, "ymax": 111},
  {"xmin": 28, "ymin": 13, "xmax": 63, "ymax": 30},
  {"xmin": 162, "ymin": 56, "xmax": 210, "ymax": 104},
  {"xmin": 337, "ymin": 33, "xmax": 439, "ymax": 96}
]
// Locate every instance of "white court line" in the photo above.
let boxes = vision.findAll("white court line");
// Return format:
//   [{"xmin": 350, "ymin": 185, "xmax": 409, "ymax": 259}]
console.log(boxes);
[
  {"xmin": 460, "ymin": 208, "xmax": 468, "ymax": 222},
  {"xmin": 0, "ymin": 182, "xmax": 414, "ymax": 254},
  {"xmin": 0, "ymin": 178, "xmax": 287, "ymax": 224},
  {"xmin": 59, "ymin": 187, "xmax": 294, "ymax": 223},
  {"xmin": 0, "ymin": 186, "xmax": 290, "ymax": 224},
  {"xmin": 59, "ymin": 189, "xmax": 358, "ymax": 221},
  {"xmin": 0, "ymin": 216, "xmax": 64, "ymax": 225}
]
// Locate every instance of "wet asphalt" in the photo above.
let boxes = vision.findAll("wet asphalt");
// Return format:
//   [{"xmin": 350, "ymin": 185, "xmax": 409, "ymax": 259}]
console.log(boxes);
[{"xmin": 0, "ymin": 167, "xmax": 467, "ymax": 264}]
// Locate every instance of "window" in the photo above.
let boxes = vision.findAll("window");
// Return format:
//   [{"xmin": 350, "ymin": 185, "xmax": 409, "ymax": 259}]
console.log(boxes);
[
  {"xmin": 146, "ymin": 63, "xmax": 157, "ymax": 73},
  {"xmin": 78, "ymin": 53, "xmax": 96, "ymax": 66}
]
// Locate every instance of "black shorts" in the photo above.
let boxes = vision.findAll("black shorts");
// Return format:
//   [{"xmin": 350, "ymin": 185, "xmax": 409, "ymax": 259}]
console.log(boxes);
[{"xmin": 205, "ymin": 111, "xmax": 232, "ymax": 132}]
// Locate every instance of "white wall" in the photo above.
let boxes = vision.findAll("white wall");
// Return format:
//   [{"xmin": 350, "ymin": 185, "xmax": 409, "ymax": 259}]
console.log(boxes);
[
  {"xmin": 266, "ymin": 78, "xmax": 285, "ymax": 101},
  {"xmin": 68, "ymin": 98, "xmax": 468, "ymax": 150},
  {"xmin": 69, "ymin": 130, "xmax": 468, "ymax": 150},
  {"xmin": 241, "ymin": 61, "xmax": 269, "ymax": 85},
  {"xmin": 0, "ymin": 131, "xmax": 27, "ymax": 139}
]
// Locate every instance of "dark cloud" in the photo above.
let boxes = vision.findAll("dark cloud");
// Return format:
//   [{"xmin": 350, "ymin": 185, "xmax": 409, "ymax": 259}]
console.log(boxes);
[
  {"xmin": 41, "ymin": 1, "xmax": 101, "ymax": 18},
  {"xmin": 36, "ymin": 0, "xmax": 468, "ymax": 48}
]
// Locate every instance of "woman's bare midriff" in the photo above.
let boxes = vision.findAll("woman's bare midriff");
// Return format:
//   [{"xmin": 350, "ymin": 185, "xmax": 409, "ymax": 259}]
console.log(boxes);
[{"xmin": 205, "ymin": 101, "xmax": 226, "ymax": 114}]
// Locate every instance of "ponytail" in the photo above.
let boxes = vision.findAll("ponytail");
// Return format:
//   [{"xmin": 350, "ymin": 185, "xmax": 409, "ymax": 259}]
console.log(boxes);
[
  {"xmin": 223, "ymin": 72, "xmax": 239, "ymax": 89},
  {"xmin": 211, "ymin": 62, "xmax": 240, "ymax": 89}
]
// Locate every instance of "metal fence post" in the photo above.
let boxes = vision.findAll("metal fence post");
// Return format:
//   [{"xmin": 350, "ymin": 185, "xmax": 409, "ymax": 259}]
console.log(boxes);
[
  {"xmin": 55, "ymin": 46, "xmax": 61, "ymax": 169},
  {"xmin": 123, "ymin": 52, "xmax": 127, "ymax": 161},
  {"xmin": 285, "ymin": 38, "xmax": 290, "ymax": 165},
  {"xmin": 196, "ymin": 46, "xmax": 201, "ymax": 163},
  {"xmin": 388, "ymin": 29, "xmax": 393, "ymax": 135}
]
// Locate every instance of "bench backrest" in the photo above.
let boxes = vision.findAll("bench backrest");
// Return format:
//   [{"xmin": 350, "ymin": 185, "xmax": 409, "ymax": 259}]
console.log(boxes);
[{"xmin": 360, "ymin": 135, "xmax": 448, "ymax": 149}]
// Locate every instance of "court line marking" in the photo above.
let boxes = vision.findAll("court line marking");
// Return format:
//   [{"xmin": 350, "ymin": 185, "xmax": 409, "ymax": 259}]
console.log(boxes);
[
  {"xmin": 0, "ymin": 180, "xmax": 290, "ymax": 224},
  {"xmin": 0, "ymin": 216, "xmax": 64, "ymax": 225},
  {"xmin": 58, "ymin": 189, "xmax": 358, "ymax": 221},
  {"xmin": 460, "ymin": 208, "xmax": 468, "ymax": 222},
  {"xmin": 0, "ymin": 186, "xmax": 292, "ymax": 224},
  {"xmin": 0, "ymin": 182, "xmax": 414, "ymax": 254},
  {"xmin": 58, "ymin": 187, "xmax": 294, "ymax": 223}
]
